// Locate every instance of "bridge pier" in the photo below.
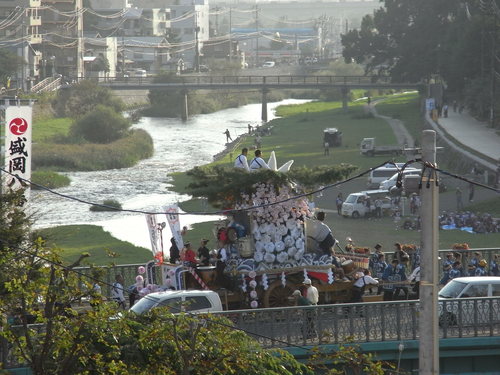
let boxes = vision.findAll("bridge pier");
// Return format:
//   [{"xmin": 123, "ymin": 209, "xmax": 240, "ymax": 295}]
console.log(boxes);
[
  {"xmin": 181, "ymin": 90, "xmax": 189, "ymax": 121},
  {"xmin": 261, "ymin": 87, "xmax": 269, "ymax": 122},
  {"xmin": 341, "ymin": 86, "xmax": 349, "ymax": 112}
]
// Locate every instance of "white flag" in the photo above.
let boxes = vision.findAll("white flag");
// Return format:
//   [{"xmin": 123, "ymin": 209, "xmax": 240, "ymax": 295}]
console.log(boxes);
[
  {"xmin": 3, "ymin": 104, "xmax": 33, "ymax": 202},
  {"xmin": 145, "ymin": 214, "xmax": 164, "ymax": 257},
  {"xmin": 165, "ymin": 205, "xmax": 183, "ymax": 250}
]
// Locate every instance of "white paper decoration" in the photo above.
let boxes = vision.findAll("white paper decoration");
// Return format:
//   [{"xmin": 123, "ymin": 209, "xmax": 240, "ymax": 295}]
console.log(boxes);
[
  {"xmin": 277, "ymin": 252, "xmax": 289, "ymax": 263},
  {"xmin": 328, "ymin": 268, "xmax": 334, "ymax": 284},
  {"xmin": 287, "ymin": 246, "xmax": 297, "ymax": 257},
  {"xmin": 281, "ymin": 272, "xmax": 286, "ymax": 287},
  {"xmin": 262, "ymin": 273, "xmax": 269, "ymax": 290},
  {"xmin": 255, "ymin": 241, "xmax": 264, "ymax": 252},
  {"xmin": 275, "ymin": 241, "xmax": 285, "ymax": 252},
  {"xmin": 279, "ymin": 225, "xmax": 288, "ymax": 236},
  {"xmin": 284, "ymin": 235, "xmax": 294, "ymax": 247},
  {"xmin": 264, "ymin": 242, "xmax": 275, "ymax": 253},
  {"xmin": 264, "ymin": 253, "xmax": 276, "ymax": 263},
  {"xmin": 250, "ymin": 290, "xmax": 258, "ymax": 299},
  {"xmin": 249, "ymin": 280, "xmax": 257, "ymax": 288},
  {"xmin": 241, "ymin": 274, "xmax": 247, "ymax": 292},
  {"xmin": 254, "ymin": 251, "xmax": 264, "ymax": 263},
  {"xmin": 303, "ymin": 268, "xmax": 308, "ymax": 281}
]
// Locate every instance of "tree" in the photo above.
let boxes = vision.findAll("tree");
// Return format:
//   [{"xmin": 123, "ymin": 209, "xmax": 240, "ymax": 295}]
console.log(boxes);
[
  {"xmin": 53, "ymin": 80, "xmax": 124, "ymax": 118},
  {"xmin": 0, "ymin": 50, "xmax": 24, "ymax": 88},
  {"xmin": 147, "ymin": 72, "xmax": 185, "ymax": 117},
  {"xmin": 70, "ymin": 105, "xmax": 132, "ymax": 143}
]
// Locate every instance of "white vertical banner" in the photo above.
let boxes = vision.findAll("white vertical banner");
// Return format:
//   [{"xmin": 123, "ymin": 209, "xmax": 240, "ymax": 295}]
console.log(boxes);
[
  {"xmin": 4, "ymin": 105, "xmax": 33, "ymax": 201},
  {"xmin": 165, "ymin": 205, "xmax": 183, "ymax": 250},
  {"xmin": 145, "ymin": 214, "xmax": 164, "ymax": 259}
]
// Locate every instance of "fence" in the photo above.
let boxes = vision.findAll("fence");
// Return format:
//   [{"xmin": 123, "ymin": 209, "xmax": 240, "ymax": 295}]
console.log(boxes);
[{"xmin": 213, "ymin": 297, "xmax": 500, "ymax": 348}]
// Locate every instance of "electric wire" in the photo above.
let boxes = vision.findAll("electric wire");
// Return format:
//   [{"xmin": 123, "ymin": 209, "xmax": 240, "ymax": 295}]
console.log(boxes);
[{"xmin": 2, "ymin": 161, "xmax": 498, "ymax": 219}]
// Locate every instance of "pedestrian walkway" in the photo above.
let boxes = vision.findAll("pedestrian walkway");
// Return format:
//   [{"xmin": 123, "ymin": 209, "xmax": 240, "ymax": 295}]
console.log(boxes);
[
  {"xmin": 437, "ymin": 110, "xmax": 500, "ymax": 163},
  {"xmin": 368, "ymin": 101, "xmax": 415, "ymax": 148}
]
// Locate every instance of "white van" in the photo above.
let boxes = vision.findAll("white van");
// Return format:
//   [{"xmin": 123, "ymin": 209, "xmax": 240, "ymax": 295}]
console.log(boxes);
[
  {"xmin": 341, "ymin": 189, "xmax": 391, "ymax": 218},
  {"xmin": 262, "ymin": 61, "xmax": 276, "ymax": 68},
  {"xmin": 438, "ymin": 276, "xmax": 500, "ymax": 326},
  {"xmin": 132, "ymin": 69, "xmax": 147, "ymax": 78},
  {"xmin": 379, "ymin": 169, "xmax": 421, "ymax": 190},
  {"xmin": 130, "ymin": 290, "xmax": 223, "ymax": 315},
  {"xmin": 366, "ymin": 163, "xmax": 406, "ymax": 188}
]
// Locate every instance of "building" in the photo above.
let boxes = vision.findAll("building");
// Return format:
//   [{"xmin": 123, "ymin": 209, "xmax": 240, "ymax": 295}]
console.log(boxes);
[{"xmin": 0, "ymin": 0, "xmax": 42, "ymax": 90}]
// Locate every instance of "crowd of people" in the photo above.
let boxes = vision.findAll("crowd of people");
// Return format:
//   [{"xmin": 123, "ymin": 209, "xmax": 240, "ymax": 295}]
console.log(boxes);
[{"xmin": 439, "ymin": 211, "xmax": 499, "ymax": 234}]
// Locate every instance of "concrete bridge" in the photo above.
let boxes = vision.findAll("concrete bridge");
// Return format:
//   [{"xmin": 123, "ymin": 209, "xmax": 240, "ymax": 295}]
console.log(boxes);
[{"xmin": 86, "ymin": 75, "xmax": 423, "ymax": 121}]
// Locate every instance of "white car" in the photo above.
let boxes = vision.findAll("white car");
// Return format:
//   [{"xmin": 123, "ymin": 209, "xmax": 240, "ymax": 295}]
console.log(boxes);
[
  {"xmin": 262, "ymin": 61, "xmax": 276, "ymax": 68},
  {"xmin": 438, "ymin": 276, "xmax": 500, "ymax": 326},
  {"xmin": 130, "ymin": 290, "xmax": 223, "ymax": 315},
  {"xmin": 378, "ymin": 169, "xmax": 421, "ymax": 190}
]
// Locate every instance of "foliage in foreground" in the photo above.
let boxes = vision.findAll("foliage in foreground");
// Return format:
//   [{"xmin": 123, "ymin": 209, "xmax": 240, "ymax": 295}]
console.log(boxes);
[
  {"xmin": 90, "ymin": 199, "xmax": 123, "ymax": 212},
  {"xmin": 185, "ymin": 164, "xmax": 357, "ymax": 208}
]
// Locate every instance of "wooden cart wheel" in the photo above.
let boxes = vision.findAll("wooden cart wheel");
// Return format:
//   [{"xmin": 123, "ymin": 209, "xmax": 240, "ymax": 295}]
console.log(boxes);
[{"xmin": 263, "ymin": 280, "xmax": 296, "ymax": 308}]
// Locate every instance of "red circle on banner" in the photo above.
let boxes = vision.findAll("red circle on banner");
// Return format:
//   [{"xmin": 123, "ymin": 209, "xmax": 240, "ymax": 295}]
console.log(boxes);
[{"xmin": 9, "ymin": 117, "xmax": 28, "ymax": 135}]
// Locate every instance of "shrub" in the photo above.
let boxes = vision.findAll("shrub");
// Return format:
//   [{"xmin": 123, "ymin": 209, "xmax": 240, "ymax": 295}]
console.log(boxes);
[
  {"xmin": 90, "ymin": 199, "xmax": 122, "ymax": 211},
  {"xmin": 70, "ymin": 105, "xmax": 131, "ymax": 144},
  {"xmin": 31, "ymin": 171, "xmax": 71, "ymax": 189}
]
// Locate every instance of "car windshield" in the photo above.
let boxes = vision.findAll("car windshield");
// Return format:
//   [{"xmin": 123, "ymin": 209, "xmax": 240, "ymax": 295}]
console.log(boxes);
[
  {"xmin": 344, "ymin": 195, "xmax": 357, "ymax": 204},
  {"xmin": 438, "ymin": 280, "xmax": 467, "ymax": 298},
  {"xmin": 130, "ymin": 295, "xmax": 160, "ymax": 314}
]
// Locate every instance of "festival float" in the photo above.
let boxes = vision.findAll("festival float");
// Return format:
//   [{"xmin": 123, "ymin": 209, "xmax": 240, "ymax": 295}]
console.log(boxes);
[{"xmin": 144, "ymin": 153, "xmax": 370, "ymax": 309}]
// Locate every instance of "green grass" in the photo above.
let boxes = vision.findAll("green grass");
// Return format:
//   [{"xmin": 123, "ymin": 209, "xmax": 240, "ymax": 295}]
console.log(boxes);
[
  {"xmin": 171, "ymin": 100, "xmax": 400, "ymax": 194},
  {"xmin": 464, "ymin": 197, "xmax": 500, "ymax": 217},
  {"xmin": 33, "ymin": 117, "xmax": 73, "ymax": 142},
  {"xmin": 38, "ymin": 225, "xmax": 152, "ymax": 265},
  {"xmin": 375, "ymin": 92, "xmax": 423, "ymax": 142}
]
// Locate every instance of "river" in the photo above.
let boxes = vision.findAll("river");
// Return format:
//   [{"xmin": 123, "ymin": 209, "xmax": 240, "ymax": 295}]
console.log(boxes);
[{"xmin": 31, "ymin": 99, "xmax": 309, "ymax": 249}]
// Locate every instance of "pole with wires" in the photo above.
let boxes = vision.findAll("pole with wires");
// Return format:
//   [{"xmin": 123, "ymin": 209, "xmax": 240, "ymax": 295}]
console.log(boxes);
[{"xmin": 419, "ymin": 130, "xmax": 439, "ymax": 375}]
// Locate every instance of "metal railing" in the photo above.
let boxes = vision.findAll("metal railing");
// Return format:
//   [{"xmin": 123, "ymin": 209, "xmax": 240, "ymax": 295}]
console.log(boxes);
[
  {"xmin": 213, "ymin": 297, "xmax": 500, "ymax": 348},
  {"xmin": 30, "ymin": 77, "xmax": 62, "ymax": 94}
]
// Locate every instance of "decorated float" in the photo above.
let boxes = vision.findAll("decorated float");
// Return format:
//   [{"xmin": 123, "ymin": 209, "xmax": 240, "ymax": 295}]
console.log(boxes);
[{"xmin": 145, "ymin": 153, "xmax": 371, "ymax": 308}]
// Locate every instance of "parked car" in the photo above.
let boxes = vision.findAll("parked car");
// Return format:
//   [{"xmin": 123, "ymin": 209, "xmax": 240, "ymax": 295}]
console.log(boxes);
[
  {"xmin": 379, "ymin": 169, "xmax": 421, "ymax": 190},
  {"xmin": 341, "ymin": 189, "xmax": 391, "ymax": 218},
  {"xmin": 438, "ymin": 276, "xmax": 500, "ymax": 326},
  {"xmin": 130, "ymin": 290, "xmax": 223, "ymax": 315},
  {"xmin": 262, "ymin": 61, "xmax": 276, "ymax": 68},
  {"xmin": 366, "ymin": 163, "xmax": 406, "ymax": 189},
  {"xmin": 131, "ymin": 69, "xmax": 147, "ymax": 78}
]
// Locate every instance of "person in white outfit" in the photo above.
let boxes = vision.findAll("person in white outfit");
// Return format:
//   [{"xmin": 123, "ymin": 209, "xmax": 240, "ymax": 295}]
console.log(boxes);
[
  {"xmin": 249, "ymin": 149, "xmax": 270, "ymax": 171},
  {"xmin": 234, "ymin": 148, "xmax": 249, "ymax": 171}
]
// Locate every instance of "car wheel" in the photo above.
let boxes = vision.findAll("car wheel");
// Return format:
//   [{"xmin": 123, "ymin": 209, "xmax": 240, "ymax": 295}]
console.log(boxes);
[
  {"xmin": 352, "ymin": 211, "xmax": 360, "ymax": 219},
  {"xmin": 439, "ymin": 312, "xmax": 457, "ymax": 327}
]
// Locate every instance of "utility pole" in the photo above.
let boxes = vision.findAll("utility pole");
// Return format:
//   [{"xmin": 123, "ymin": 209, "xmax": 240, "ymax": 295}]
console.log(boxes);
[
  {"xmin": 77, "ymin": 0, "xmax": 84, "ymax": 79},
  {"xmin": 419, "ymin": 130, "xmax": 439, "ymax": 375},
  {"xmin": 255, "ymin": 4, "xmax": 259, "ymax": 67},
  {"xmin": 194, "ymin": 9, "xmax": 200, "ymax": 73},
  {"xmin": 228, "ymin": 6, "xmax": 232, "ymax": 63}
]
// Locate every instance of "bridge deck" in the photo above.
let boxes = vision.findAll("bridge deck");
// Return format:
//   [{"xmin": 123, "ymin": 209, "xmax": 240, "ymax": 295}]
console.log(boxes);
[{"xmin": 84, "ymin": 75, "xmax": 422, "ymax": 91}]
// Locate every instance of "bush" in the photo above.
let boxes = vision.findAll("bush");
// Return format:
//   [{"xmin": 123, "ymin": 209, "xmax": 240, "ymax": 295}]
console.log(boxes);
[
  {"xmin": 70, "ymin": 105, "xmax": 131, "ymax": 144},
  {"xmin": 53, "ymin": 80, "xmax": 124, "ymax": 118},
  {"xmin": 90, "ymin": 199, "xmax": 122, "ymax": 211},
  {"xmin": 31, "ymin": 171, "xmax": 71, "ymax": 189}
]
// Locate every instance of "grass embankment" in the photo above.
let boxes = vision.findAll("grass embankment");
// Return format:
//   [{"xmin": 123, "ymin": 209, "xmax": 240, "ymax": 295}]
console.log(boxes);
[{"xmin": 38, "ymin": 225, "xmax": 152, "ymax": 265}]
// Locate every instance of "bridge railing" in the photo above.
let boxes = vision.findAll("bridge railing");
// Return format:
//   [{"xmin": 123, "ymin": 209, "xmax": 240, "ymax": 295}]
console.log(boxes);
[
  {"xmin": 78, "ymin": 75, "xmax": 397, "ymax": 87},
  {"xmin": 213, "ymin": 297, "xmax": 500, "ymax": 348}
]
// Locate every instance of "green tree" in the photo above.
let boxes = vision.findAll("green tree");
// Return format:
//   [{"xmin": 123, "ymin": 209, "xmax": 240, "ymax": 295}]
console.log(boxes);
[
  {"xmin": 53, "ymin": 80, "xmax": 124, "ymax": 118},
  {"xmin": 0, "ymin": 50, "xmax": 24, "ymax": 88},
  {"xmin": 70, "ymin": 105, "xmax": 132, "ymax": 143},
  {"xmin": 147, "ymin": 72, "xmax": 185, "ymax": 117},
  {"xmin": 90, "ymin": 55, "xmax": 110, "ymax": 73}
]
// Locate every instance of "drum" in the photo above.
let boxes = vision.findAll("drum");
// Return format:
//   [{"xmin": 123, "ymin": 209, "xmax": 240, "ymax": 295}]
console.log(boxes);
[
  {"xmin": 341, "ymin": 259, "xmax": 355, "ymax": 274},
  {"xmin": 197, "ymin": 266, "xmax": 216, "ymax": 285}
]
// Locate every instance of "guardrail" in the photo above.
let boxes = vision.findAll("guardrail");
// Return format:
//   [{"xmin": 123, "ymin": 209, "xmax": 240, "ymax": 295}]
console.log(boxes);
[{"xmin": 213, "ymin": 297, "xmax": 500, "ymax": 348}]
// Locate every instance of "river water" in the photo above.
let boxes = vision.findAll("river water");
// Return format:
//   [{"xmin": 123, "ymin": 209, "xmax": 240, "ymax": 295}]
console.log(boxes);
[{"xmin": 31, "ymin": 99, "xmax": 308, "ymax": 249}]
